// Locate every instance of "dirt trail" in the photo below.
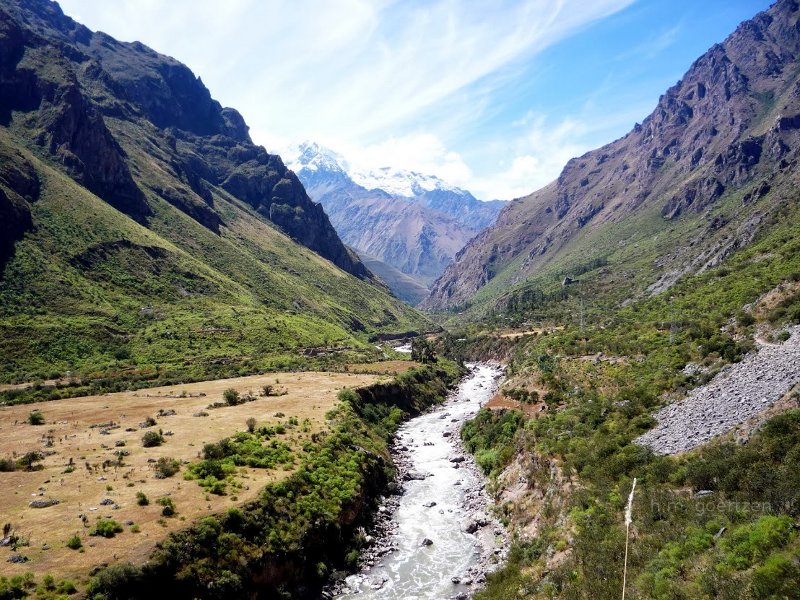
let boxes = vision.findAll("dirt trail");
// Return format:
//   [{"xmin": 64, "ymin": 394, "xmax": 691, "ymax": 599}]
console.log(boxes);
[{"xmin": 636, "ymin": 326, "xmax": 800, "ymax": 455}]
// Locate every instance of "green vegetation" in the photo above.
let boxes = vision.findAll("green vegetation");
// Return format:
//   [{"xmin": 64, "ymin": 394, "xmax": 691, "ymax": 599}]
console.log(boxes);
[
  {"xmin": 135, "ymin": 492, "xmax": 149, "ymax": 506},
  {"xmin": 26, "ymin": 410, "xmax": 44, "ymax": 425},
  {"xmin": 185, "ymin": 427, "xmax": 296, "ymax": 495},
  {"xmin": 65, "ymin": 534, "xmax": 82, "ymax": 550},
  {"xmin": 141, "ymin": 431, "xmax": 164, "ymax": 448},
  {"xmin": 157, "ymin": 497, "xmax": 176, "ymax": 517},
  {"xmin": 461, "ymin": 409, "xmax": 525, "ymax": 476},
  {"xmin": 0, "ymin": 573, "xmax": 77, "ymax": 600},
  {"xmin": 91, "ymin": 520, "xmax": 123, "ymax": 538},
  {"xmin": 16, "ymin": 451, "xmax": 43, "ymax": 471},
  {"xmin": 154, "ymin": 457, "xmax": 180, "ymax": 478},
  {"xmin": 222, "ymin": 388, "xmax": 240, "ymax": 406}
]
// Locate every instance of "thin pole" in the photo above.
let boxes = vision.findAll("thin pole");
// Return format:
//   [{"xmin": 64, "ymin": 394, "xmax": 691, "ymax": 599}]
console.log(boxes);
[{"xmin": 622, "ymin": 478, "xmax": 637, "ymax": 600}]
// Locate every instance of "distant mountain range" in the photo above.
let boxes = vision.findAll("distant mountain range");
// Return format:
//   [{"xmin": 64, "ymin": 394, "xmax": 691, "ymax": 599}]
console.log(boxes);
[
  {"xmin": 288, "ymin": 142, "xmax": 505, "ymax": 304},
  {"xmin": 423, "ymin": 0, "xmax": 800, "ymax": 314}
]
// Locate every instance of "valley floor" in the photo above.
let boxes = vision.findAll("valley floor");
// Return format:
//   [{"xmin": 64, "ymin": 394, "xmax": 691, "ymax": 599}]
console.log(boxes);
[{"xmin": 0, "ymin": 369, "xmax": 394, "ymax": 581}]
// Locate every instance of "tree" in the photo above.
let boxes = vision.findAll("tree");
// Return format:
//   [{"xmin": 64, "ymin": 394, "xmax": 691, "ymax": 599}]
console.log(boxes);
[
  {"xmin": 411, "ymin": 338, "xmax": 437, "ymax": 363},
  {"xmin": 17, "ymin": 451, "xmax": 44, "ymax": 470}
]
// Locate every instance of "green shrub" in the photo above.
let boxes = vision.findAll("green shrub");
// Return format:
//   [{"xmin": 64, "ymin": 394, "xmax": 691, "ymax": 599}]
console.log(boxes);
[
  {"xmin": 91, "ymin": 519, "xmax": 123, "ymax": 538},
  {"xmin": 223, "ymin": 388, "xmax": 240, "ymax": 406},
  {"xmin": 27, "ymin": 410, "xmax": 44, "ymax": 425},
  {"xmin": 141, "ymin": 431, "xmax": 164, "ymax": 447},
  {"xmin": 157, "ymin": 497, "xmax": 176, "ymax": 517},
  {"xmin": 66, "ymin": 534, "xmax": 82, "ymax": 550},
  {"xmin": 751, "ymin": 553, "xmax": 800, "ymax": 598},
  {"xmin": 154, "ymin": 457, "xmax": 180, "ymax": 478},
  {"xmin": 136, "ymin": 492, "xmax": 149, "ymax": 506},
  {"xmin": 16, "ymin": 451, "xmax": 44, "ymax": 471}
]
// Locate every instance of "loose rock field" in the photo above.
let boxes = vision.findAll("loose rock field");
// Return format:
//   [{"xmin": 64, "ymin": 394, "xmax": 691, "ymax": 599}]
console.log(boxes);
[{"xmin": 637, "ymin": 326, "xmax": 800, "ymax": 455}]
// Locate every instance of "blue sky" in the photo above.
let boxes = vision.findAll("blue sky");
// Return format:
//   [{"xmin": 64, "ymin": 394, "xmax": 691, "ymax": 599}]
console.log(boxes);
[{"xmin": 59, "ymin": 0, "xmax": 771, "ymax": 199}]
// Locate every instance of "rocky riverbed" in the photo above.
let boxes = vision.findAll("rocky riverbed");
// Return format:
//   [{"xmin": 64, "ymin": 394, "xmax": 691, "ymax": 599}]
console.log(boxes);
[
  {"xmin": 637, "ymin": 325, "xmax": 800, "ymax": 454},
  {"xmin": 332, "ymin": 363, "xmax": 508, "ymax": 599}
]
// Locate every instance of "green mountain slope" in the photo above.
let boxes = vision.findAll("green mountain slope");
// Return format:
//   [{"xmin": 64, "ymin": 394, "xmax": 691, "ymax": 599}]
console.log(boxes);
[{"xmin": 0, "ymin": 1, "xmax": 430, "ymax": 387}]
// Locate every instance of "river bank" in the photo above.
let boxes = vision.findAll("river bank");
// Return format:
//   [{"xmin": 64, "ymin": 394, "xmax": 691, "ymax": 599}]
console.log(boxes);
[{"xmin": 334, "ymin": 363, "xmax": 509, "ymax": 600}]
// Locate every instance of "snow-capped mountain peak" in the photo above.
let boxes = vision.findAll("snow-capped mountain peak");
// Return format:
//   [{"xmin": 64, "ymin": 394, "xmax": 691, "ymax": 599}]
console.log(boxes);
[
  {"xmin": 285, "ymin": 141, "xmax": 349, "ymax": 175},
  {"xmin": 285, "ymin": 141, "xmax": 466, "ymax": 199},
  {"xmin": 349, "ymin": 166, "xmax": 458, "ymax": 198}
]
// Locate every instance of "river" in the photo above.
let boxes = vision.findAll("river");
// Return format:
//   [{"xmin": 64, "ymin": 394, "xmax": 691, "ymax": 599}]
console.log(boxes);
[{"xmin": 337, "ymin": 363, "xmax": 507, "ymax": 599}]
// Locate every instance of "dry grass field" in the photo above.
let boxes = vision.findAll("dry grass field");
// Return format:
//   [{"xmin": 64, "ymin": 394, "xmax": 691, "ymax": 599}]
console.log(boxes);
[{"xmin": 0, "ymin": 371, "xmax": 390, "ymax": 581}]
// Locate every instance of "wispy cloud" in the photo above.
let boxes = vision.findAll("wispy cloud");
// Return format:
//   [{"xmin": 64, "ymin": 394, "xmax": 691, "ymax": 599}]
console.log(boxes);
[{"xmin": 59, "ymin": 0, "xmax": 637, "ymax": 199}]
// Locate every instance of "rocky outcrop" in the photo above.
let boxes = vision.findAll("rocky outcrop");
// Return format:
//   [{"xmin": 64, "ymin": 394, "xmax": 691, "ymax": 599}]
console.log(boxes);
[
  {"xmin": 0, "ymin": 142, "xmax": 38, "ymax": 269},
  {"xmin": 424, "ymin": 0, "xmax": 800, "ymax": 310}
]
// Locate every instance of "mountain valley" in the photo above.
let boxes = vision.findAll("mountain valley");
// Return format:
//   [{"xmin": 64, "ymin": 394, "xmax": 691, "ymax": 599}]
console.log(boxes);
[{"xmin": 1, "ymin": 0, "xmax": 799, "ymax": 599}]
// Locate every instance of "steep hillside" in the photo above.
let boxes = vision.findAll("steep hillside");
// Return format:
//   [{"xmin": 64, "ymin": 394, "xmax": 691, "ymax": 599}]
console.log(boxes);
[
  {"xmin": 424, "ymin": 0, "xmax": 800, "ymax": 314},
  {"xmin": 0, "ymin": 0, "xmax": 430, "ymax": 385},
  {"xmin": 290, "ymin": 142, "xmax": 505, "ymax": 293},
  {"xmin": 356, "ymin": 252, "xmax": 430, "ymax": 305}
]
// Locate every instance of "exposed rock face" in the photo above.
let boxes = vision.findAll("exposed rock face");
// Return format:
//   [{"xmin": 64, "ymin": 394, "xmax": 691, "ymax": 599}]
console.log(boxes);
[
  {"xmin": 0, "ymin": 0, "xmax": 369, "ymax": 278},
  {"xmin": 423, "ymin": 0, "xmax": 800, "ymax": 310},
  {"xmin": 0, "ymin": 141, "xmax": 38, "ymax": 269}
]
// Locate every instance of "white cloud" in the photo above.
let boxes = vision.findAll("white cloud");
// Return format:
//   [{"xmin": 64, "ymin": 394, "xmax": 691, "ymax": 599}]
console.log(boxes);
[
  {"xmin": 59, "ymin": 0, "xmax": 638, "ymax": 200},
  {"xmin": 58, "ymin": 1, "xmax": 636, "ymax": 136}
]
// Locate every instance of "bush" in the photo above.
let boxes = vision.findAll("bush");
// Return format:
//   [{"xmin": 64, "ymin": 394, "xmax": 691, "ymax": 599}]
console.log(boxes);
[
  {"xmin": 0, "ymin": 457, "xmax": 16, "ymax": 472},
  {"xmin": 141, "ymin": 431, "xmax": 164, "ymax": 448},
  {"xmin": 91, "ymin": 519, "xmax": 123, "ymax": 538},
  {"xmin": 66, "ymin": 534, "xmax": 82, "ymax": 550},
  {"xmin": 157, "ymin": 497, "xmax": 176, "ymax": 517},
  {"xmin": 16, "ymin": 451, "xmax": 44, "ymax": 471},
  {"xmin": 27, "ymin": 410, "xmax": 44, "ymax": 425},
  {"xmin": 223, "ymin": 388, "xmax": 240, "ymax": 406},
  {"xmin": 154, "ymin": 457, "xmax": 180, "ymax": 478},
  {"xmin": 246, "ymin": 417, "xmax": 257, "ymax": 433}
]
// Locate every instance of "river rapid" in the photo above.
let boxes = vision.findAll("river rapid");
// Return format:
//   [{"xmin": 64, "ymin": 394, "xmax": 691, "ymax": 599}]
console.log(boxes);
[{"xmin": 337, "ymin": 363, "xmax": 507, "ymax": 600}]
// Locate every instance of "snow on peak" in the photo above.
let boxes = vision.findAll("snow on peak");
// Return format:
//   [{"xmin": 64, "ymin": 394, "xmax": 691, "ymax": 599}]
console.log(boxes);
[
  {"xmin": 350, "ymin": 166, "xmax": 457, "ymax": 198},
  {"xmin": 285, "ymin": 141, "xmax": 465, "ymax": 198},
  {"xmin": 285, "ymin": 141, "xmax": 349, "ymax": 175}
]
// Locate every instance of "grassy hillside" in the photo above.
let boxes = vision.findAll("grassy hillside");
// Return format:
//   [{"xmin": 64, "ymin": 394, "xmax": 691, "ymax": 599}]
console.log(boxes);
[{"xmin": 0, "ymin": 129, "xmax": 430, "ymax": 390}]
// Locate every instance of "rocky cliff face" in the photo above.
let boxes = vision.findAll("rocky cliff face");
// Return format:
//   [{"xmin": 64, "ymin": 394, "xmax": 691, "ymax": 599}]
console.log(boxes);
[
  {"xmin": 0, "ymin": 140, "xmax": 38, "ymax": 269},
  {"xmin": 0, "ymin": 0, "xmax": 369, "ymax": 278},
  {"xmin": 290, "ymin": 142, "xmax": 505, "ymax": 295},
  {"xmin": 424, "ymin": 0, "xmax": 800, "ymax": 311}
]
